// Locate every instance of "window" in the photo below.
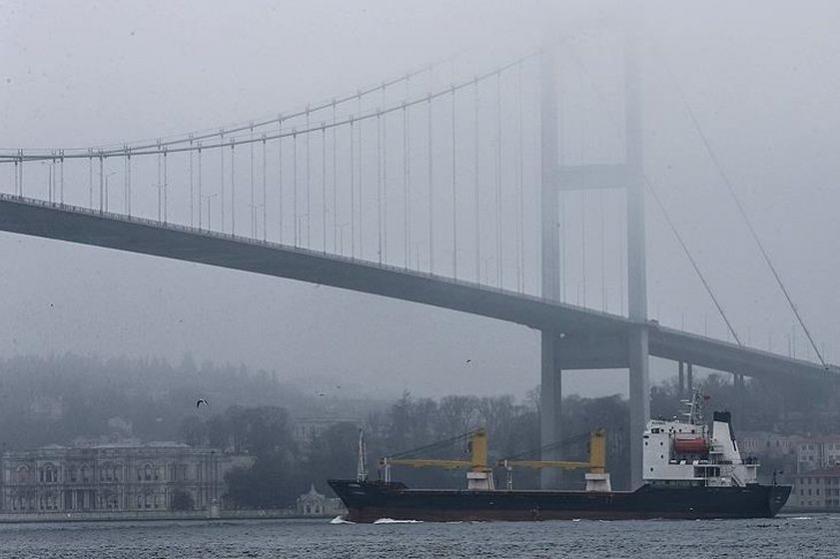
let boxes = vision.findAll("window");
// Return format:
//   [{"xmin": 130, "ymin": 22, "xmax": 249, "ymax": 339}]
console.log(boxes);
[
  {"xmin": 16, "ymin": 466, "xmax": 31, "ymax": 483},
  {"xmin": 144, "ymin": 464, "xmax": 152, "ymax": 481},
  {"xmin": 41, "ymin": 464, "xmax": 58, "ymax": 484}
]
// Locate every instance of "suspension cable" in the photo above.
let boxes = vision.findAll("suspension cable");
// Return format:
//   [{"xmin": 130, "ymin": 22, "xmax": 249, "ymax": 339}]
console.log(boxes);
[
  {"xmin": 646, "ymin": 178, "xmax": 742, "ymax": 345},
  {"xmin": 666, "ymin": 64, "xmax": 823, "ymax": 364},
  {"xmin": 2, "ymin": 52, "xmax": 539, "ymax": 163},
  {"xmin": 566, "ymin": 42, "xmax": 741, "ymax": 343}
]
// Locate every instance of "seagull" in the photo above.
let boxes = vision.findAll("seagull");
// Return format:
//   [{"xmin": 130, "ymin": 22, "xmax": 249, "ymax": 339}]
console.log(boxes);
[
  {"xmin": 465, "ymin": 359, "xmax": 472, "ymax": 364},
  {"xmin": 196, "ymin": 399, "xmax": 209, "ymax": 408}
]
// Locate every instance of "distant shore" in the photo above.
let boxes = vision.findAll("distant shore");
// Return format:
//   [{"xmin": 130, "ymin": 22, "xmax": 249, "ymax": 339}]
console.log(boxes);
[{"xmin": 0, "ymin": 509, "xmax": 340, "ymax": 524}]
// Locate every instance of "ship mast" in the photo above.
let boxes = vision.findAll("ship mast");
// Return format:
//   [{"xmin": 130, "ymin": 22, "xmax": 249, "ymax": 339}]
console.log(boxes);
[{"xmin": 356, "ymin": 428, "xmax": 368, "ymax": 482}]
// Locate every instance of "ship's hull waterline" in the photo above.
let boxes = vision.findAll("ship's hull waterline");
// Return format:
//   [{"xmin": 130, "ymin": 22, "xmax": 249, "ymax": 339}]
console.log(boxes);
[{"xmin": 328, "ymin": 480, "xmax": 791, "ymax": 523}]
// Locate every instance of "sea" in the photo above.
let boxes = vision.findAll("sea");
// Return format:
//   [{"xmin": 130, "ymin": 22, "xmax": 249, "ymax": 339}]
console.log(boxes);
[{"xmin": 1, "ymin": 514, "xmax": 838, "ymax": 558}]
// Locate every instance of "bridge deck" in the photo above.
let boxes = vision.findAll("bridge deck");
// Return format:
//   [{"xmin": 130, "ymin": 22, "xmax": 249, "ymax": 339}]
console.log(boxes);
[{"xmin": 0, "ymin": 194, "xmax": 836, "ymax": 382}]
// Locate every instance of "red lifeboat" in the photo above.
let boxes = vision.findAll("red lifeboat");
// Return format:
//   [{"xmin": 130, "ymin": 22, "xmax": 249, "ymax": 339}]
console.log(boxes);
[{"xmin": 674, "ymin": 436, "xmax": 709, "ymax": 455}]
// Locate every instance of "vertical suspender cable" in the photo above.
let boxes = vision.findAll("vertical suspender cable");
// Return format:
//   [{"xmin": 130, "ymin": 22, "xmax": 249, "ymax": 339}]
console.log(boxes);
[
  {"xmin": 322, "ymin": 124, "xmax": 327, "ymax": 252},
  {"xmin": 250, "ymin": 126, "xmax": 255, "ymax": 238},
  {"xmin": 517, "ymin": 63, "xmax": 525, "ymax": 293},
  {"xmin": 377, "ymin": 110, "xmax": 383, "ymax": 264},
  {"xmin": 357, "ymin": 95, "xmax": 363, "ymax": 258},
  {"xmin": 230, "ymin": 141, "xmax": 235, "ymax": 235},
  {"xmin": 19, "ymin": 150, "xmax": 24, "ymax": 196},
  {"xmin": 474, "ymin": 78, "xmax": 481, "ymax": 283},
  {"xmin": 293, "ymin": 129, "xmax": 298, "ymax": 246},
  {"xmin": 278, "ymin": 120, "xmax": 283, "ymax": 243},
  {"xmin": 262, "ymin": 135, "xmax": 267, "ymax": 242},
  {"xmin": 60, "ymin": 150, "xmax": 65, "ymax": 205},
  {"xmin": 13, "ymin": 159, "xmax": 18, "ymax": 196},
  {"xmin": 382, "ymin": 85, "xmax": 389, "ymax": 264},
  {"xmin": 124, "ymin": 148, "xmax": 129, "ymax": 214},
  {"xmin": 89, "ymin": 153, "xmax": 93, "ymax": 208},
  {"xmin": 220, "ymin": 131, "xmax": 225, "ymax": 231},
  {"xmin": 451, "ymin": 86, "xmax": 457, "ymax": 279},
  {"xmin": 349, "ymin": 118, "xmax": 355, "ymax": 257},
  {"xmin": 163, "ymin": 150, "xmax": 168, "ymax": 223},
  {"xmin": 99, "ymin": 154, "xmax": 104, "ymax": 213},
  {"xmin": 189, "ymin": 138, "xmax": 195, "ymax": 227},
  {"xmin": 48, "ymin": 155, "xmax": 54, "ymax": 203},
  {"xmin": 495, "ymin": 72, "xmax": 503, "ymax": 288},
  {"xmin": 428, "ymin": 93, "xmax": 434, "ymax": 274},
  {"xmin": 197, "ymin": 143, "xmax": 203, "ymax": 228},
  {"xmin": 305, "ymin": 107, "xmax": 311, "ymax": 247},
  {"xmin": 332, "ymin": 102, "xmax": 338, "ymax": 252},
  {"xmin": 156, "ymin": 149, "xmax": 162, "ymax": 220},
  {"xmin": 403, "ymin": 102, "xmax": 411, "ymax": 269}
]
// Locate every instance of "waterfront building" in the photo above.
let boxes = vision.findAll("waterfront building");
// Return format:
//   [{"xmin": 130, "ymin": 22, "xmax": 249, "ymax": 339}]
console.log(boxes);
[
  {"xmin": 0, "ymin": 442, "xmax": 227, "ymax": 514},
  {"xmin": 795, "ymin": 437, "xmax": 840, "ymax": 473},
  {"xmin": 738, "ymin": 431, "xmax": 802, "ymax": 458},
  {"xmin": 790, "ymin": 467, "xmax": 840, "ymax": 510},
  {"xmin": 295, "ymin": 484, "xmax": 346, "ymax": 517}
]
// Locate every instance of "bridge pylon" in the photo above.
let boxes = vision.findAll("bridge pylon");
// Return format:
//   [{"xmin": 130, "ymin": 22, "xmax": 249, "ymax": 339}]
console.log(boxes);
[{"xmin": 539, "ymin": 13, "xmax": 649, "ymax": 490}]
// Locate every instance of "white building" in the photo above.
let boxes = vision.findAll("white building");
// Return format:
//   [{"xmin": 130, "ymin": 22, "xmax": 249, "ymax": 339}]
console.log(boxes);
[
  {"xmin": 790, "ymin": 468, "xmax": 840, "ymax": 510},
  {"xmin": 0, "ymin": 442, "xmax": 230, "ymax": 514},
  {"xmin": 295, "ymin": 484, "xmax": 346, "ymax": 517},
  {"xmin": 796, "ymin": 437, "xmax": 840, "ymax": 473}
]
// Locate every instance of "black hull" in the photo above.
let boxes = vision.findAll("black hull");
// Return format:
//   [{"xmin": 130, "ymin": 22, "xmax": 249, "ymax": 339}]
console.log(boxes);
[{"xmin": 328, "ymin": 480, "xmax": 791, "ymax": 523}]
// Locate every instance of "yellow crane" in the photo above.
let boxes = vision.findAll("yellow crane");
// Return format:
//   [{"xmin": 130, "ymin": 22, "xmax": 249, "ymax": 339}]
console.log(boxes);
[
  {"xmin": 379, "ymin": 429, "xmax": 495, "ymax": 489},
  {"xmin": 497, "ymin": 429, "xmax": 610, "ymax": 491},
  {"xmin": 378, "ymin": 428, "xmax": 610, "ymax": 492}
]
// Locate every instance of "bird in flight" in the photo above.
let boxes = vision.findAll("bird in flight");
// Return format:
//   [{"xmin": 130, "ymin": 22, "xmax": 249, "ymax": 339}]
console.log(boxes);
[{"xmin": 196, "ymin": 399, "xmax": 209, "ymax": 408}]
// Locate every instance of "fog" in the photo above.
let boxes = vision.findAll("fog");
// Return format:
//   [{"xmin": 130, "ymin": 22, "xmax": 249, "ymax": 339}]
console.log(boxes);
[{"xmin": 1, "ymin": 0, "xmax": 839, "ymax": 400}]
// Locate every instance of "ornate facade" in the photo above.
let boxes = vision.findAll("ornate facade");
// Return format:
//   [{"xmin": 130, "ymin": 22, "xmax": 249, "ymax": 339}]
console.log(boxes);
[{"xmin": 0, "ymin": 442, "xmax": 224, "ymax": 514}]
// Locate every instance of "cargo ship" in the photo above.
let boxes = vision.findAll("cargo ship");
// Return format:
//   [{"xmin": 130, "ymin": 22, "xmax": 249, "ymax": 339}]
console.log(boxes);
[{"xmin": 329, "ymin": 395, "xmax": 790, "ymax": 522}]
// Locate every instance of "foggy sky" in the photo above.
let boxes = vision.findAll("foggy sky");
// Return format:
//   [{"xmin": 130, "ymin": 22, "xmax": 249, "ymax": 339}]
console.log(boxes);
[{"xmin": 1, "ymin": 0, "xmax": 839, "ymax": 400}]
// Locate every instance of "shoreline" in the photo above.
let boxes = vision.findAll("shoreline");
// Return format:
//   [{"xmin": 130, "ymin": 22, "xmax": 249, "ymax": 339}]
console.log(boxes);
[{"xmin": 0, "ymin": 510, "xmax": 341, "ymax": 524}]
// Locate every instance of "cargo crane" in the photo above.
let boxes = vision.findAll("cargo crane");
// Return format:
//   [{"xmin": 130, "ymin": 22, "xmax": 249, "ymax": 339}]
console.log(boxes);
[
  {"xmin": 497, "ymin": 429, "xmax": 611, "ymax": 491},
  {"xmin": 379, "ymin": 428, "xmax": 495, "ymax": 490},
  {"xmin": 377, "ymin": 428, "xmax": 610, "ymax": 492}
]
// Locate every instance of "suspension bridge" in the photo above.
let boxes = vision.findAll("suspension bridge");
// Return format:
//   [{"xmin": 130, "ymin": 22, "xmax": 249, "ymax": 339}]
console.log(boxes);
[{"xmin": 1, "ymin": 31, "xmax": 836, "ymax": 488}]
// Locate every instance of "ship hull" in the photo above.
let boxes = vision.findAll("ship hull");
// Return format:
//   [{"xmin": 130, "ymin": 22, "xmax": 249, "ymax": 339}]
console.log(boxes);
[{"xmin": 328, "ymin": 480, "xmax": 791, "ymax": 523}]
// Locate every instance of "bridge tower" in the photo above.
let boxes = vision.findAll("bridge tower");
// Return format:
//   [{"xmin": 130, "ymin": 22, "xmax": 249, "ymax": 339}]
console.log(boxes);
[{"xmin": 540, "ymin": 14, "xmax": 649, "ymax": 489}]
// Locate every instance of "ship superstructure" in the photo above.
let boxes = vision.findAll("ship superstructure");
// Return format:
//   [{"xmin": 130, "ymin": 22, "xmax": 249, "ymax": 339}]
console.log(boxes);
[{"xmin": 644, "ymin": 393, "xmax": 758, "ymax": 488}]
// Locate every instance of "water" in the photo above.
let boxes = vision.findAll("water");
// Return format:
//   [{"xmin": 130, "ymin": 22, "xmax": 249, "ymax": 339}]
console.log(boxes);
[{"xmin": 1, "ymin": 515, "xmax": 838, "ymax": 558}]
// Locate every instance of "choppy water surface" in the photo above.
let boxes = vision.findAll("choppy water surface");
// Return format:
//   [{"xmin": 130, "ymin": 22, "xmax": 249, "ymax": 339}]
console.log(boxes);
[{"xmin": 1, "ymin": 515, "xmax": 838, "ymax": 558}]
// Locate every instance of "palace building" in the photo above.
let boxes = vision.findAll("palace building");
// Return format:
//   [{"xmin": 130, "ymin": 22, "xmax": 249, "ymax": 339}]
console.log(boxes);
[{"xmin": 0, "ymin": 442, "xmax": 226, "ymax": 514}]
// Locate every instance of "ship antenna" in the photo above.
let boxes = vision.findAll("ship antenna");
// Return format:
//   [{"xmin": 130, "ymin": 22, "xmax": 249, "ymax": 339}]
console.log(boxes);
[{"xmin": 356, "ymin": 428, "xmax": 368, "ymax": 482}]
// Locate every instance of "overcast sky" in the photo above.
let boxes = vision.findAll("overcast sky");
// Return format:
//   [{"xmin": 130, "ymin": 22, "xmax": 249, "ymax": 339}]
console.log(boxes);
[{"xmin": 1, "ymin": 0, "xmax": 839, "ymax": 400}]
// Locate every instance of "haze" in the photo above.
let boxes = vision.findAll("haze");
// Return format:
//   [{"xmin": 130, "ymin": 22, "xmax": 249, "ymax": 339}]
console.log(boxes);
[{"xmin": 1, "ymin": 0, "xmax": 839, "ymax": 399}]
